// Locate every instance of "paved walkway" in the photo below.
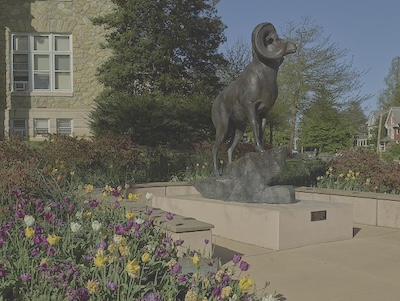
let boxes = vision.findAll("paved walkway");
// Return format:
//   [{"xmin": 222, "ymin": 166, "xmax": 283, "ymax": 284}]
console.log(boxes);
[{"xmin": 213, "ymin": 224, "xmax": 400, "ymax": 301}]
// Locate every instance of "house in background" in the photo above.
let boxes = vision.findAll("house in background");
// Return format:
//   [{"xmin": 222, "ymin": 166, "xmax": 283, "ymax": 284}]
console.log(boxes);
[
  {"xmin": 0, "ymin": 0, "xmax": 114, "ymax": 140},
  {"xmin": 380, "ymin": 107, "xmax": 400, "ymax": 151}
]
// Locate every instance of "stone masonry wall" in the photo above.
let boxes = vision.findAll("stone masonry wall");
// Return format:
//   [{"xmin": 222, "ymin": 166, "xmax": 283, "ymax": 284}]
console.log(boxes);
[{"xmin": 0, "ymin": 0, "xmax": 114, "ymax": 110}]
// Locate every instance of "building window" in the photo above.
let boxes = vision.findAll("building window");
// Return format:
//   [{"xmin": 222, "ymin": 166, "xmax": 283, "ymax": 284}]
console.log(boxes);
[
  {"xmin": 11, "ymin": 34, "xmax": 72, "ymax": 92},
  {"xmin": 34, "ymin": 119, "xmax": 49, "ymax": 137},
  {"xmin": 57, "ymin": 119, "xmax": 72, "ymax": 136},
  {"xmin": 10, "ymin": 119, "xmax": 27, "ymax": 137}
]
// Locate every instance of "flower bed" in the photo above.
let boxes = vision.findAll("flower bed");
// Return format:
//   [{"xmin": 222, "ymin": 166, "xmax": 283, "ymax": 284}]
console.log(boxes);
[{"xmin": 0, "ymin": 186, "xmax": 274, "ymax": 301}]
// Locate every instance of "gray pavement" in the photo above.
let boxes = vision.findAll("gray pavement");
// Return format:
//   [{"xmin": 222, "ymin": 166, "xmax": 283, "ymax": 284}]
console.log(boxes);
[{"xmin": 213, "ymin": 224, "xmax": 400, "ymax": 301}]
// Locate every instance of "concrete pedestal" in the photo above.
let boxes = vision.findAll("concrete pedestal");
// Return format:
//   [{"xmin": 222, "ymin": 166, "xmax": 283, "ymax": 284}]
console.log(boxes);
[{"xmin": 152, "ymin": 194, "xmax": 353, "ymax": 250}]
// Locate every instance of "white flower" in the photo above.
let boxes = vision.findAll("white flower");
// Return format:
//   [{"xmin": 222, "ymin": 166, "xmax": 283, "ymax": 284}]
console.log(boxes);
[
  {"xmin": 91, "ymin": 220, "xmax": 101, "ymax": 232},
  {"xmin": 135, "ymin": 218, "xmax": 144, "ymax": 224},
  {"xmin": 113, "ymin": 234, "xmax": 123, "ymax": 244},
  {"xmin": 229, "ymin": 294, "xmax": 238, "ymax": 301},
  {"xmin": 70, "ymin": 222, "xmax": 82, "ymax": 233},
  {"xmin": 262, "ymin": 294, "xmax": 276, "ymax": 301},
  {"xmin": 75, "ymin": 211, "xmax": 83, "ymax": 220},
  {"xmin": 145, "ymin": 192, "xmax": 153, "ymax": 200},
  {"xmin": 23, "ymin": 215, "xmax": 35, "ymax": 227},
  {"xmin": 43, "ymin": 206, "xmax": 51, "ymax": 213}
]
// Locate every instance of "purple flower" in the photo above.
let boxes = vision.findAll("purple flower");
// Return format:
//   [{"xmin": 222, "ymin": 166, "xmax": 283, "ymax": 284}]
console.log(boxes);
[
  {"xmin": 67, "ymin": 204, "xmax": 75, "ymax": 212},
  {"xmin": 232, "ymin": 254, "xmax": 242, "ymax": 264},
  {"xmin": 166, "ymin": 212, "xmax": 174, "ymax": 220},
  {"xmin": 134, "ymin": 230, "xmax": 143, "ymax": 238},
  {"xmin": 144, "ymin": 220, "xmax": 153, "ymax": 228},
  {"xmin": 114, "ymin": 201, "xmax": 121, "ymax": 208},
  {"xmin": 35, "ymin": 198, "xmax": 43, "ymax": 207},
  {"xmin": 126, "ymin": 219, "xmax": 134, "ymax": 230},
  {"xmin": 47, "ymin": 246, "xmax": 57, "ymax": 257},
  {"xmin": 212, "ymin": 285, "xmax": 222, "ymax": 297},
  {"xmin": 239, "ymin": 260, "xmax": 250, "ymax": 271},
  {"xmin": 133, "ymin": 222, "xmax": 140, "ymax": 231},
  {"xmin": 97, "ymin": 241, "xmax": 107, "ymax": 250},
  {"xmin": 31, "ymin": 247, "xmax": 40, "ymax": 256},
  {"xmin": 174, "ymin": 239, "xmax": 184, "ymax": 247},
  {"xmin": 0, "ymin": 238, "xmax": 4, "ymax": 247},
  {"xmin": 177, "ymin": 275, "xmax": 188, "ymax": 283},
  {"xmin": 76, "ymin": 287, "xmax": 90, "ymax": 301},
  {"xmin": 63, "ymin": 196, "xmax": 71, "ymax": 203},
  {"xmin": 20, "ymin": 273, "xmax": 32, "ymax": 282},
  {"xmin": 146, "ymin": 208, "xmax": 153, "ymax": 216},
  {"xmin": 16, "ymin": 208, "xmax": 25, "ymax": 218},
  {"xmin": 115, "ymin": 224, "xmax": 125, "ymax": 235},
  {"xmin": 112, "ymin": 190, "xmax": 120, "ymax": 197},
  {"xmin": 44, "ymin": 212, "xmax": 55, "ymax": 223},
  {"xmin": 204, "ymin": 239, "xmax": 209, "ymax": 244},
  {"xmin": 88, "ymin": 199, "xmax": 100, "ymax": 207},
  {"xmin": 156, "ymin": 247, "xmax": 167, "ymax": 257},
  {"xmin": 39, "ymin": 263, "xmax": 49, "ymax": 272},
  {"xmin": 162, "ymin": 237, "xmax": 173, "ymax": 246},
  {"xmin": 171, "ymin": 263, "xmax": 182, "ymax": 274},
  {"xmin": 143, "ymin": 292, "xmax": 162, "ymax": 301},
  {"xmin": 107, "ymin": 281, "xmax": 118, "ymax": 291},
  {"xmin": 222, "ymin": 274, "xmax": 230, "ymax": 286},
  {"xmin": 0, "ymin": 264, "xmax": 7, "ymax": 278}
]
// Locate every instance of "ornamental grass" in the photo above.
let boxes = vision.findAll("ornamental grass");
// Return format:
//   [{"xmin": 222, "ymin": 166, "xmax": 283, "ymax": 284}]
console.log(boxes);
[{"xmin": 0, "ymin": 186, "xmax": 274, "ymax": 301}]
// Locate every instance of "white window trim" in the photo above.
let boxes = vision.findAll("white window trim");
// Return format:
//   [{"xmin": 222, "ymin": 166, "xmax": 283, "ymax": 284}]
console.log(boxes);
[
  {"xmin": 34, "ymin": 118, "xmax": 50, "ymax": 137},
  {"xmin": 57, "ymin": 118, "xmax": 73, "ymax": 136},
  {"xmin": 11, "ymin": 33, "xmax": 73, "ymax": 94}
]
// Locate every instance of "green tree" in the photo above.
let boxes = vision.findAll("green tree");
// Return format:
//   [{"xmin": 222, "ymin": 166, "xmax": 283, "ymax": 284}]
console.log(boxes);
[
  {"xmin": 278, "ymin": 16, "xmax": 369, "ymax": 151},
  {"xmin": 299, "ymin": 87, "xmax": 358, "ymax": 154},
  {"xmin": 378, "ymin": 57, "xmax": 400, "ymax": 109},
  {"xmin": 90, "ymin": 0, "xmax": 226, "ymax": 145}
]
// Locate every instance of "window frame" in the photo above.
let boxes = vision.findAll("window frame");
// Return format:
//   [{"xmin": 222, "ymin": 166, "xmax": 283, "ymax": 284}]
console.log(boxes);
[
  {"xmin": 10, "ymin": 119, "xmax": 28, "ymax": 138},
  {"xmin": 34, "ymin": 118, "xmax": 50, "ymax": 137},
  {"xmin": 11, "ymin": 33, "xmax": 73, "ymax": 94},
  {"xmin": 56, "ymin": 118, "xmax": 73, "ymax": 136}
]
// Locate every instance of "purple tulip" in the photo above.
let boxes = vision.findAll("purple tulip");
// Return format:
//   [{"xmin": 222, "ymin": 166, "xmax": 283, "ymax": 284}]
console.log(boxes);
[
  {"xmin": 146, "ymin": 208, "xmax": 153, "ymax": 216},
  {"xmin": 212, "ymin": 285, "xmax": 222, "ymax": 297},
  {"xmin": 20, "ymin": 273, "xmax": 32, "ymax": 282},
  {"xmin": 88, "ymin": 199, "xmax": 100, "ymax": 207},
  {"xmin": 31, "ymin": 247, "xmax": 40, "ymax": 256},
  {"xmin": 174, "ymin": 239, "xmax": 184, "ymax": 247},
  {"xmin": 47, "ymin": 246, "xmax": 57, "ymax": 257},
  {"xmin": 204, "ymin": 239, "xmax": 209, "ymax": 244},
  {"xmin": 177, "ymin": 275, "xmax": 188, "ymax": 283},
  {"xmin": 232, "ymin": 254, "xmax": 242, "ymax": 264},
  {"xmin": 107, "ymin": 281, "xmax": 118, "ymax": 291},
  {"xmin": 171, "ymin": 263, "xmax": 182, "ymax": 274},
  {"xmin": 239, "ymin": 260, "xmax": 250, "ymax": 271},
  {"xmin": 166, "ymin": 212, "xmax": 173, "ymax": 220},
  {"xmin": 115, "ymin": 224, "xmax": 125, "ymax": 235},
  {"xmin": 114, "ymin": 201, "xmax": 121, "ymax": 208}
]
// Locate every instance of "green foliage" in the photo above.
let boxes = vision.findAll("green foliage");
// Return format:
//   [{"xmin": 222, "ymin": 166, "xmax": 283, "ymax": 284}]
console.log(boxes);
[
  {"xmin": 271, "ymin": 158, "xmax": 327, "ymax": 187},
  {"xmin": 382, "ymin": 143, "xmax": 400, "ymax": 161},
  {"xmin": 317, "ymin": 147, "xmax": 400, "ymax": 194},
  {"xmin": 90, "ymin": 0, "xmax": 226, "ymax": 145},
  {"xmin": 378, "ymin": 56, "xmax": 400, "ymax": 109},
  {"xmin": 90, "ymin": 92, "xmax": 214, "ymax": 146}
]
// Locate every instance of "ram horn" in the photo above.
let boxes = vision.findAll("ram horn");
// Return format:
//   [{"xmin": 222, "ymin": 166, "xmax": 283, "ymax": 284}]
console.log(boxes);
[{"xmin": 252, "ymin": 22, "xmax": 287, "ymax": 60}]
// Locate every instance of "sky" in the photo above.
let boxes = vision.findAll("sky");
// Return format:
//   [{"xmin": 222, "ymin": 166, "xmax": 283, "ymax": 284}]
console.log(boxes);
[{"xmin": 215, "ymin": 0, "xmax": 400, "ymax": 115}]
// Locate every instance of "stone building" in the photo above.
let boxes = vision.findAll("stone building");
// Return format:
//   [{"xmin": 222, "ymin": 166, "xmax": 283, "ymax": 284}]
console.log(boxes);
[{"xmin": 0, "ymin": 0, "xmax": 114, "ymax": 140}]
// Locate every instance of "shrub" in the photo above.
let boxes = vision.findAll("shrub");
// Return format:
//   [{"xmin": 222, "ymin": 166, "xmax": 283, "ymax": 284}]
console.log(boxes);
[{"xmin": 316, "ymin": 147, "xmax": 400, "ymax": 194}]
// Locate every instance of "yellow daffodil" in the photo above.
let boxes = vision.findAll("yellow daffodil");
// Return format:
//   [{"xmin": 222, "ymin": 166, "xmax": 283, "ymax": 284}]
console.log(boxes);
[
  {"xmin": 239, "ymin": 276, "xmax": 253, "ymax": 292},
  {"xmin": 86, "ymin": 279, "xmax": 100, "ymax": 294},
  {"xmin": 25, "ymin": 227, "xmax": 35, "ymax": 238},
  {"xmin": 221, "ymin": 286, "xmax": 232, "ymax": 298},
  {"xmin": 125, "ymin": 259, "xmax": 140, "ymax": 277},
  {"xmin": 339, "ymin": 173, "xmax": 344, "ymax": 178},
  {"xmin": 125, "ymin": 211, "xmax": 135, "ymax": 220},
  {"xmin": 119, "ymin": 245, "xmax": 130, "ymax": 256},
  {"xmin": 94, "ymin": 251, "xmax": 108, "ymax": 268},
  {"xmin": 84, "ymin": 211, "xmax": 92, "ymax": 218},
  {"xmin": 191, "ymin": 252, "xmax": 200, "ymax": 268},
  {"xmin": 365, "ymin": 178, "xmax": 371, "ymax": 185},
  {"xmin": 184, "ymin": 290, "xmax": 197, "ymax": 301},
  {"xmin": 141, "ymin": 252, "xmax": 151, "ymax": 263},
  {"xmin": 46, "ymin": 234, "xmax": 60, "ymax": 246},
  {"xmin": 84, "ymin": 184, "xmax": 94, "ymax": 193},
  {"xmin": 128, "ymin": 193, "xmax": 139, "ymax": 201},
  {"xmin": 124, "ymin": 183, "xmax": 130, "ymax": 190}
]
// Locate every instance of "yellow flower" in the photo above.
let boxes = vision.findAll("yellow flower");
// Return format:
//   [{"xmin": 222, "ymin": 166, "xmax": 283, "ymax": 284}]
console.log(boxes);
[
  {"xmin": 46, "ymin": 234, "xmax": 60, "ymax": 246},
  {"xmin": 355, "ymin": 171, "xmax": 360, "ymax": 177},
  {"xmin": 192, "ymin": 252, "xmax": 200, "ymax": 268},
  {"xmin": 215, "ymin": 270, "xmax": 224, "ymax": 282},
  {"xmin": 221, "ymin": 286, "xmax": 232, "ymax": 298},
  {"xmin": 104, "ymin": 185, "xmax": 112, "ymax": 192},
  {"xmin": 184, "ymin": 290, "xmax": 197, "ymax": 301},
  {"xmin": 365, "ymin": 178, "xmax": 371, "ymax": 185},
  {"xmin": 84, "ymin": 184, "xmax": 94, "ymax": 193},
  {"xmin": 117, "ymin": 186, "xmax": 123, "ymax": 192},
  {"xmin": 86, "ymin": 279, "xmax": 100, "ymax": 294},
  {"xmin": 325, "ymin": 170, "xmax": 330, "ymax": 175},
  {"xmin": 125, "ymin": 259, "xmax": 140, "ymax": 277},
  {"xmin": 70, "ymin": 171, "xmax": 75, "ymax": 177},
  {"xmin": 328, "ymin": 167, "xmax": 333, "ymax": 172},
  {"xmin": 219, "ymin": 160, "xmax": 224, "ymax": 165},
  {"xmin": 339, "ymin": 173, "xmax": 344, "ymax": 178},
  {"xmin": 119, "ymin": 245, "xmax": 130, "ymax": 257},
  {"xmin": 141, "ymin": 252, "xmax": 151, "ymax": 263},
  {"xmin": 128, "ymin": 193, "xmax": 139, "ymax": 202},
  {"xmin": 125, "ymin": 211, "xmax": 135, "ymax": 220},
  {"xmin": 84, "ymin": 211, "xmax": 92, "ymax": 218},
  {"xmin": 25, "ymin": 227, "xmax": 35, "ymax": 238},
  {"xmin": 166, "ymin": 259, "xmax": 176, "ymax": 268},
  {"xmin": 94, "ymin": 250, "xmax": 108, "ymax": 267},
  {"xmin": 239, "ymin": 276, "xmax": 253, "ymax": 292},
  {"xmin": 124, "ymin": 183, "xmax": 130, "ymax": 190},
  {"xmin": 202, "ymin": 277, "xmax": 210, "ymax": 288}
]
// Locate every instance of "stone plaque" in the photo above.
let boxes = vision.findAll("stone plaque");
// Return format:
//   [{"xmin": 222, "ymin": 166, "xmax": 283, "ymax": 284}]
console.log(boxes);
[{"xmin": 311, "ymin": 210, "xmax": 327, "ymax": 222}]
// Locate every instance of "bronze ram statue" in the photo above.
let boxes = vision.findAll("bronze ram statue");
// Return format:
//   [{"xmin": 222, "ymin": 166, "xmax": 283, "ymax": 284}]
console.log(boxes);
[{"xmin": 212, "ymin": 22, "xmax": 297, "ymax": 176}]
